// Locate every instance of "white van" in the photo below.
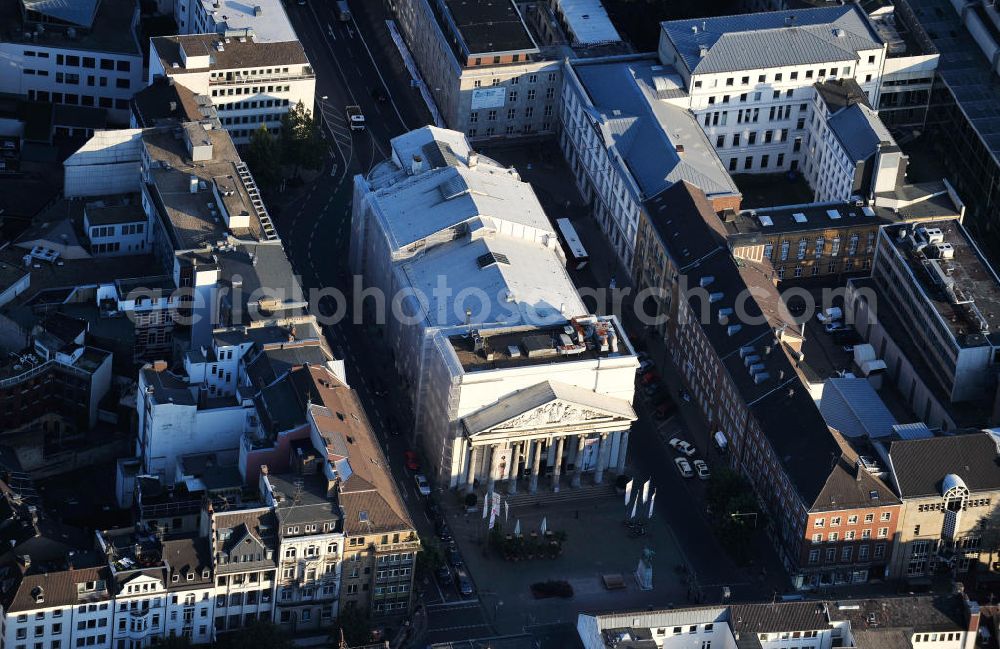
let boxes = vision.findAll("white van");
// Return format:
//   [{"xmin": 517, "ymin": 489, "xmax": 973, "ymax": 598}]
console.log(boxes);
[{"xmin": 714, "ymin": 431, "xmax": 728, "ymax": 454}]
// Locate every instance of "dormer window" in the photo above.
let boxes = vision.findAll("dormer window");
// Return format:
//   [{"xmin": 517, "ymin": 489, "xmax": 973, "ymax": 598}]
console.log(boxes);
[
  {"xmin": 202, "ymin": 568, "xmax": 210, "ymax": 579},
  {"xmin": 171, "ymin": 574, "xmax": 179, "ymax": 583},
  {"xmin": 186, "ymin": 573, "xmax": 194, "ymax": 581}
]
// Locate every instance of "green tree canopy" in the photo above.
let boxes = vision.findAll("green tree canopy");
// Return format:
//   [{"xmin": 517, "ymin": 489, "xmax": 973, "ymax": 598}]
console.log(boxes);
[
  {"xmin": 243, "ymin": 126, "xmax": 283, "ymax": 189},
  {"xmin": 280, "ymin": 101, "xmax": 325, "ymax": 174},
  {"xmin": 333, "ymin": 605, "xmax": 372, "ymax": 647}
]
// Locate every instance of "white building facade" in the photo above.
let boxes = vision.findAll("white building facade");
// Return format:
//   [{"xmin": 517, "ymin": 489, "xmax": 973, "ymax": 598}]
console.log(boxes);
[
  {"xmin": 350, "ymin": 126, "xmax": 638, "ymax": 489},
  {"xmin": 657, "ymin": 6, "xmax": 887, "ymax": 176},
  {"xmin": 148, "ymin": 35, "xmax": 315, "ymax": 144},
  {"xmin": 0, "ymin": 0, "xmax": 145, "ymax": 125}
]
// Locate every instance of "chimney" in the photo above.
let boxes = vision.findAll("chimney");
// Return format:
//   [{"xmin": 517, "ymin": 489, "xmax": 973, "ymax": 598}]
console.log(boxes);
[
  {"xmin": 152, "ymin": 359, "xmax": 168, "ymax": 372},
  {"xmin": 468, "ymin": 152, "xmax": 479, "ymax": 168},
  {"xmin": 855, "ymin": 459, "xmax": 864, "ymax": 482},
  {"xmin": 411, "ymin": 154, "xmax": 424, "ymax": 175}
]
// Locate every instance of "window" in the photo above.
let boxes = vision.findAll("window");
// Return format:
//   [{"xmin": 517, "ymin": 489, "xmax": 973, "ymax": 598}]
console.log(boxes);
[
  {"xmin": 488, "ymin": 110, "xmax": 497, "ymax": 121},
  {"xmin": 867, "ymin": 55, "xmax": 876, "ymax": 64},
  {"xmin": 808, "ymin": 549, "xmax": 819, "ymax": 563},
  {"xmin": 729, "ymin": 158, "xmax": 737, "ymax": 171},
  {"xmin": 716, "ymin": 135, "xmax": 724, "ymax": 147},
  {"xmin": 864, "ymin": 513, "xmax": 874, "ymax": 523},
  {"xmin": 877, "ymin": 527, "xmax": 888, "ymax": 538},
  {"xmin": 726, "ymin": 77, "xmax": 734, "ymax": 86},
  {"xmin": 760, "ymin": 154, "xmax": 769, "ymax": 168},
  {"xmin": 845, "ymin": 531, "xmax": 855, "ymax": 540},
  {"xmin": 841, "ymin": 546, "xmax": 852, "ymax": 561},
  {"xmin": 828, "ymin": 532, "xmax": 839, "ymax": 542},
  {"xmin": 874, "ymin": 543, "xmax": 885, "ymax": 558},
  {"xmin": 811, "ymin": 533, "xmax": 822, "ymax": 544},
  {"xmin": 744, "ymin": 156, "xmax": 752, "ymax": 170},
  {"xmin": 880, "ymin": 512, "xmax": 891, "ymax": 522},
  {"xmin": 831, "ymin": 516, "xmax": 841, "ymax": 527},
  {"xmin": 115, "ymin": 78, "xmax": 130, "ymax": 89}
]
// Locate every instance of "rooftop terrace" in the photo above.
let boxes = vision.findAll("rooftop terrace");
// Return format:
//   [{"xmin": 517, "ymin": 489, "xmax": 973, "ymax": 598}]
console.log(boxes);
[{"xmin": 449, "ymin": 315, "xmax": 635, "ymax": 372}]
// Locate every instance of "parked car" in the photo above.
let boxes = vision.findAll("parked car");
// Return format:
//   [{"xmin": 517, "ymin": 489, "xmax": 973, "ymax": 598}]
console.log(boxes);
[
  {"xmin": 413, "ymin": 474, "xmax": 431, "ymax": 497},
  {"xmin": 455, "ymin": 567, "xmax": 475, "ymax": 596},
  {"xmin": 693, "ymin": 459, "xmax": 711, "ymax": 480},
  {"xmin": 446, "ymin": 543, "xmax": 463, "ymax": 567},
  {"xmin": 653, "ymin": 399, "xmax": 675, "ymax": 420},
  {"xmin": 403, "ymin": 450, "xmax": 419, "ymax": 472},
  {"xmin": 674, "ymin": 457, "xmax": 694, "ymax": 478},
  {"xmin": 435, "ymin": 565, "xmax": 452, "ymax": 585},
  {"xmin": 435, "ymin": 519, "xmax": 453, "ymax": 542},
  {"xmin": 824, "ymin": 321, "xmax": 846, "ymax": 333},
  {"xmin": 425, "ymin": 497, "xmax": 442, "ymax": 522},
  {"xmin": 640, "ymin": 371, "xmax": 660, "ymax": 386},
  {"xmin": 386, "ymin": 414, "xmax": 402, "ymax": 436},
  {"xmin": 816, "ymin": 307, "xmax": 843, "ymax": 323},
  {"xmin": 668, "ymin": 438, "xmax": 696, "ymax": 457},
  {"xmin": 842, "ymin": 344, "xmax": 855, "ymax": 353}
]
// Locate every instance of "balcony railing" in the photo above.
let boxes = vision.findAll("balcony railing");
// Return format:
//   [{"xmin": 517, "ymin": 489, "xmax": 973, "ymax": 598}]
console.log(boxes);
[{"xmin": 209, "ymin": 73, "xmax": 315, "ymax": 86}]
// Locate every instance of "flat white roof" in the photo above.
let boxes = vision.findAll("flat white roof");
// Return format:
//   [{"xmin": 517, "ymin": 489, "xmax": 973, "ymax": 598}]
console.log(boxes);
[
  {"xmin": 195, "ymin": 0, "xmax": 296, "ymax": 42},
  {"xmin": 554, "ymin": 0, "xmax": 621, "ymax": 46},
  {"xmin": 372, "ymin": 164, "xmax": 555, "ymax": 253},
  {"xmin": 398, "ymin": 233, "xmax": 586, "ymax": 330}
]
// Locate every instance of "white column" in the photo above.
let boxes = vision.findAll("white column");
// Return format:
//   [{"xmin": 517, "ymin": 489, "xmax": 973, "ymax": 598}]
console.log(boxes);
[
  {"xmin": 571, "ymin": 435, "xmax": 586, "ymax": 488},
  {"xmin": 551, "ymin": 436, "xmax": 566, "ymax": 493},
  {"xmin": 615, "ymin": 430, "xmax": 630, "ymax": 473},
  {"xmin": 465, "ymin": 446, "xmax": 478, "ymax": 494},
  {"xmin": 594, "ymin": 433, "xmax": 609, "ymax": 485},
  {"xmin": 508, "ymin": 442, "xmax": 522, "ymax": 495},
  {"xmin": 529, "ymin": 439, "xmax": 543, "ymax": 494}
]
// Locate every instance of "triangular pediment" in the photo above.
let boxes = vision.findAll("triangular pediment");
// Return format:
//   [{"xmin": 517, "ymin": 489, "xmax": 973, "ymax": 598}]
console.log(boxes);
[{"xmin": 463, "ymin": 380, "xmax": 636, "ymax": 437}]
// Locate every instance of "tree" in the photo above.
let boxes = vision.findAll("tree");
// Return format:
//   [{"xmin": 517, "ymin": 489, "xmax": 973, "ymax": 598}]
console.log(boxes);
[
  {"xmin": 242, "ymin": 126, "xmax": 282, "ymax": 190},
  {"xmin": 280, "ymin": 101, "xmax": 325, "ymax": 176},
  {"xmin": 334, "ymin": 604, "xmax": 372, "ymax": 647},
  {"xmin": 215, "ymin": 622, "xmax": 294, "ymax": 649},
  {"xmin": 706, "ymin": 468, "xmax": 763, "ymax": 565},
  {"xmin": 415, "ymin": 533, "xmax": 442, "ymax": 578}
]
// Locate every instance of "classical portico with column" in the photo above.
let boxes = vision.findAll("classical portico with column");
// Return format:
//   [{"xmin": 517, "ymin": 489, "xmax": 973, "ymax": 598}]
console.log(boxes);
[{"xmin": 456, "ymin": 380, "xmax": 636, "ymax": 494}]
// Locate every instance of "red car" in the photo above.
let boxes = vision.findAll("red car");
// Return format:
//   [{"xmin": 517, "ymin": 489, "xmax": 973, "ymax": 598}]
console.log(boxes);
[
  {"xmin": 641, "ymin": 371, "xmax": 660, "ymax": 386},
  {"xmin": 404, "ymin": 450, "xmax": 419, "ymax": 471}
]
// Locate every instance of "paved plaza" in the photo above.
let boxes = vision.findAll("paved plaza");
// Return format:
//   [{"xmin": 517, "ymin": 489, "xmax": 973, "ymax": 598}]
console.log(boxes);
[{"xmin": 438, "ymin": 490, "xmax": 690, "ymax": 635}]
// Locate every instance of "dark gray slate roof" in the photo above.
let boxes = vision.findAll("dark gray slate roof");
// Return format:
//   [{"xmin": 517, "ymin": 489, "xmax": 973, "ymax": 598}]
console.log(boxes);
[
  {"xmin": 827, "ymin": 103, "xmax": 892, "ymax": 161},
  {"xmin": 888, "ymin": 431, "xmax": 1000, "ymax": 498},
  {"xmin": 661, "ymin": 5, "xmax": 882, "ymax": 75}
]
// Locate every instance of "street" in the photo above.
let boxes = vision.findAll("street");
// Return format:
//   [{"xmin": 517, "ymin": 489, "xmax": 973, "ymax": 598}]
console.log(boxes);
[{"xmin": 270, "ymin": 4, "xmax": 790, "ymax": 644}]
